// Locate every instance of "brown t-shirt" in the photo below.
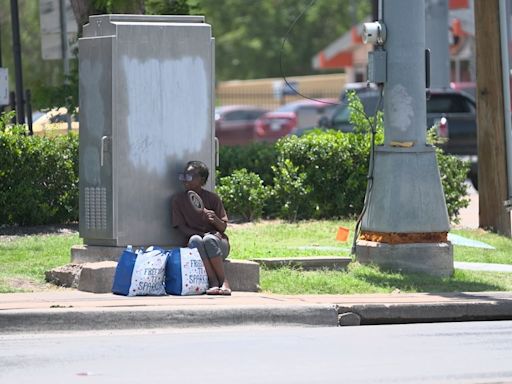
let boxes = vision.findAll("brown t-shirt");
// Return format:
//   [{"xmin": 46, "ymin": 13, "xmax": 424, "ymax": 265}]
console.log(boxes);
[{"xmin": 171, "ymin": 188, "xmax": 229, "ymax": 242}]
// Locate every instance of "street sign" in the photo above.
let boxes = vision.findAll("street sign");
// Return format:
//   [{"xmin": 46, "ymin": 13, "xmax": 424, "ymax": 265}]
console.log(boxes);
[
  {"xmin": 39, "ymin": 0, "xmax": 78, "ymax": 60},
  {"xmin": 0, "ymin": 68, "xmax": 8, "ymax": 106}
]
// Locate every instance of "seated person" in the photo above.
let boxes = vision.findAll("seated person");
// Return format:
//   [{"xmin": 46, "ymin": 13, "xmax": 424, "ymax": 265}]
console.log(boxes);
[{"xmin": 171, "ymin": 161, "xmax": 231, "ymax": 295}]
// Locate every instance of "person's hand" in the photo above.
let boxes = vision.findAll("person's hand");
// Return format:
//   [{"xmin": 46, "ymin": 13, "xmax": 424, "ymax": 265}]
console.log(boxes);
[{"xmin": 203, "ymin": 208, "xmax": 217, "ymax": 223}]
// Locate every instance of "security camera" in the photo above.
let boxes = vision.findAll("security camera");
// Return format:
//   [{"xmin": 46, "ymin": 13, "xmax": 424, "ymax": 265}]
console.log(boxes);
[{"xmin": 362, "ymin": 21, "xmax": 386, "ymax": 45}]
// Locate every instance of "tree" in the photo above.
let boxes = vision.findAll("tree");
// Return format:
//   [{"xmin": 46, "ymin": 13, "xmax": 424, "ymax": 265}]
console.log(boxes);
[
  {"xmin": 0, "ymin": 0, "xmax": 369, "ymax": 112},
  {"xmin": 193, "ymin": 0, "xmax": 370, "ymax": 80},
  {"xmin": 0, "ymin": 0, "xmax": 70, "ymax": 111}
]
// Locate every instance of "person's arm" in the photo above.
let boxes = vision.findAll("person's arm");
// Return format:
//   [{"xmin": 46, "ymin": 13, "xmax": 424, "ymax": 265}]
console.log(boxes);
[
  {"xmin": 172, "ymin": 194, "xmax": 205, "ymax": 238},
  {"xmin": 177, "ymin": 223, "xmax": 206, "ymax": 238},
  {"xmin": 204, "ymin": 209, "xmax": 227, "ymax": 233}
]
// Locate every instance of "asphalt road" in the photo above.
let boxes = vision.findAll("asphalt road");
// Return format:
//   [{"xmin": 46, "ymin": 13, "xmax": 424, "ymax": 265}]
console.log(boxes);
[{"xmin": 1, "ymin": 321, "xmax": 512, "ymax": 383}]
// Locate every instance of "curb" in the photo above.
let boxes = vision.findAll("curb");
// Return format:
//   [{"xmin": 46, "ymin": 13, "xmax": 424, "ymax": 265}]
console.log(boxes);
[
  {"xmin": 0, "ymin": 304, "xmax": 339, "ymax": 334},
  {"xmin": 337, "ymin": 300, "xmax": 512, "ymax": 324}
]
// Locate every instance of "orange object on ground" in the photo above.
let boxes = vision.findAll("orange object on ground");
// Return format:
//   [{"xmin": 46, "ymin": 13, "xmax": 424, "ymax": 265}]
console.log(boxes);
[{"xmin": 336, "ymin": 226, "xmax": 350, "ymax": 242}]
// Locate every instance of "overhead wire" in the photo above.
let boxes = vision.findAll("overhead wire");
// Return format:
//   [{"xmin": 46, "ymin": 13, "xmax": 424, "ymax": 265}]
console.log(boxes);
[
  {"xmin": 351, "ymin": 84, "xmax": 384, "ymax": 254},
  {"xmin": 280, "ymin": 0, "xmax": 385, "ymax": 251}
]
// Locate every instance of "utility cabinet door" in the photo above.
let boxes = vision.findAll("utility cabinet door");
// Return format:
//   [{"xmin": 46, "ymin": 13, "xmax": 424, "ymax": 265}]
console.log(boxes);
[
  {"xmin": 113, "ymin": 23, "xmax": 214, "ymax": 247},
  {"xmin": 78, "ymin": 36, "xmax": 115, "ymax": 244}
]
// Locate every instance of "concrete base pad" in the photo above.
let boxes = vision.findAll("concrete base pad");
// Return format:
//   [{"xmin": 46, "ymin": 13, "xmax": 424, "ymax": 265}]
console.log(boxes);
[
  {"xmin": 66, "ymin": 245, "xmax": 260, "ymax": 293},
  {"xmin": 355, "ymin": 240, "xmax": 453, "ymax": 277},
  {"xmin": 252, "ymin": 257, "xmax": 352, "ymax": 271},
  {"xmin": 71, "ymin": 245, "xmax": 123, "ymax": 263}
]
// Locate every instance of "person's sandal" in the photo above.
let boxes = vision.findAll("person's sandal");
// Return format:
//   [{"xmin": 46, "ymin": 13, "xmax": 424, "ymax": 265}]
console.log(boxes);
[
  {"xmin": 219, "ymin": 287, "xmax": 232, "ymax": 296},
  {"xmin": 206, "ymin": 286, "xmax": 222, "ymax": 295}
]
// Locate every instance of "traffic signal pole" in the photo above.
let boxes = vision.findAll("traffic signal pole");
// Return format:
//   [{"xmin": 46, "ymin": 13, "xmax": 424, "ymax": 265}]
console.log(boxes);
[
  {"xmin": 355, "ymin": 0, "xmax": 453, "ymax": 276},
  {"xmin": 425, "ymin": 0, "xmax": 450, "ymax": 89}
]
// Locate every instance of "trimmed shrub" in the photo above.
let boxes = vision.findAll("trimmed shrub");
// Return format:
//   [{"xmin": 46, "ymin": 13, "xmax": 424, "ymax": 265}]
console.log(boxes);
[
  {"xmin": 269, "ymin": 92, "xmax": 469, "ymax": 222},
  {"xmin": 217, "ymin": 168, "xmax": 269, "ymax": 221},
  {"xmin": 218, "ymin": 142, "xmax": 276, "ymax": 185},
  {"xmin": 0, "ymin": 123, "xmax": 78, "ymax": 226},
  {"xmin": 427, "ymin": 129, "xmax": 470, "ymax": 223}
]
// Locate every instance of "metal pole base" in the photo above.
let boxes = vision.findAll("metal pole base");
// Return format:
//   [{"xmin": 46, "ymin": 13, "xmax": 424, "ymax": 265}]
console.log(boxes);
[{"xmin": 361, "ymin": 146, "xmax": 450, "ymax": 233}]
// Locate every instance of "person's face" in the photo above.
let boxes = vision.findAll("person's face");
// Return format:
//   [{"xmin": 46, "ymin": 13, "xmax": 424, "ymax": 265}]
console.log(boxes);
[{"xmin": 179, "ymin": 166, "xmax": 203, "ymax": 191}]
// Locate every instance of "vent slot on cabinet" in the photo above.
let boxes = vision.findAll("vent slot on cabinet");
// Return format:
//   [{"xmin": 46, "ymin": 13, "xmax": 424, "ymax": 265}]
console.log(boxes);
[{"xmin": 84, "ymin": 187, "xmax": 107, "ymax": 230}]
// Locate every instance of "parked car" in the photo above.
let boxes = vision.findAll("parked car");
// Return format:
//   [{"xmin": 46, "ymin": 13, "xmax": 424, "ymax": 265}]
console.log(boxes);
[
  {"xmin": 318, "ymin": 88, "xmax": 478, "ymax": 187},
  {"xmin": 320, "ymin": 88, "xmax": 476, "ymax": 155},
  {"xmin": 450, "ymin": 81, "xmax": 476, "ymax": 100},
  {"xmin": 339, "ymin": 82, "xmax": 379, "ymax": 101},
  {"xmin": 32, "ymin": 107, "xmax": 79, "ymax": 136},
  {"xmin": 214, "ymin": 105, "xmax": 268, "ymax": 146},
  {"xmin": 254, "ymin": 98, "xmax": 338, "ymax": 142}
]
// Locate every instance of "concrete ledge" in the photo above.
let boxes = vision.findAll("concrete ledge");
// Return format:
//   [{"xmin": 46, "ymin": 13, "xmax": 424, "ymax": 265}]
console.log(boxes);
[
  {"xmin": 252, "ymin": 257, "xmax": 351, "ymax": 271},
  {"xmin": 224, "ymin": 259, "xmax": 260, "ymax": 292},
  {"xmin": 78, "ymin": 261, "xmax": 117, "ymax": 293},
  {"xmin": 72, "ymin": 259, "xmax": 259, "ymax": 293},
  {"xmin": 70, "ymin": 245, "xmax": 260, "ymax": 293},
  {"xmin": 355, "ymin": 240, "xmax": 454, "ymax": 277}
]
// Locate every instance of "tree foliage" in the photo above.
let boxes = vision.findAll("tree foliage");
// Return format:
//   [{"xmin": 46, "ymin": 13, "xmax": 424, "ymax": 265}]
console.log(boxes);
[{"xmin": 193, "ymin": 0, "xmax": 370, "ymax": 80}]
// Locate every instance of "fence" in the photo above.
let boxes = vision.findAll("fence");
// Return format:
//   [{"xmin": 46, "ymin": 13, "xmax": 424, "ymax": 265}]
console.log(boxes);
[{"xmin": 215, "ymin": 73, "xmax": 346, "ymax": 110}]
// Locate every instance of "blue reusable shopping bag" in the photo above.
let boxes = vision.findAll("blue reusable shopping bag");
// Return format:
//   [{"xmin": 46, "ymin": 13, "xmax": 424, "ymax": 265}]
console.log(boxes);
[
  {"xmin": 111, "ymin": 249, "xmax": 137, "ymax": 295},
  {"xmin": 165, "ymin": 248, "xmax": 208, "ymax": 295},
  {"xmin": 165, "ymin": 248, "xmax": 182, "ymax": 295}
]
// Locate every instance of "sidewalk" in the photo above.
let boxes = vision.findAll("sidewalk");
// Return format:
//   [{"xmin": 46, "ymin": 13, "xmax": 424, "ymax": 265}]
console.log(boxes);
[{"xmin": 2, "ymin": 290, "xmax": 512, "ymax": 333}]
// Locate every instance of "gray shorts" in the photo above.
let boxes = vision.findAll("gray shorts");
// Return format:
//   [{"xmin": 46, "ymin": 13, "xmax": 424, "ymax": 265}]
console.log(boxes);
[{"xmin": 188, "ymin": 233, "xmax": 230, "ymax": 260}]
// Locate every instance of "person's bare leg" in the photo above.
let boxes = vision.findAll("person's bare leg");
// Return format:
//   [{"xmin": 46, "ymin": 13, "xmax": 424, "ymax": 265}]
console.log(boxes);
[
  {"xmin": 200, "ymin": 255, "xmax": 219, "ymax": 288},
  {"xmin": 209, "ymin": 256, "xmax": 230, "ymax": 290},
  {"xmin": 188, "ymin": 235, "xmax": 219, "ymax": 288},
  {"xmin": 203, "ymin": 234, "xmax": 231, "ymax": 294}
]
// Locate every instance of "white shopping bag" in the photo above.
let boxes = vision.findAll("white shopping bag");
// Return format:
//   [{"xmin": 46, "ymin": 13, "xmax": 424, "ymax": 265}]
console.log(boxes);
[
  {"xmin": 165, "ymin": 248, "xmax": 209, "ymax": 295},
  {"xmin": 128, "ymin": 247, "xmax": 167, "ymax": 296}
]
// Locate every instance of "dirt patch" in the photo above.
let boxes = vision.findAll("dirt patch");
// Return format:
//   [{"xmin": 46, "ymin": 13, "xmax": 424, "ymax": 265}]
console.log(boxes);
[
  {"xmin": 0, "ymin": 223, "xmax": 78, "ymax": 242},
  {"xmin": 4, "ymin": 277, "xmax": 73, "ymax": 292},
  {"xmin": 359, "ymin": 231, "xmax": 448, "ymax": 244}
]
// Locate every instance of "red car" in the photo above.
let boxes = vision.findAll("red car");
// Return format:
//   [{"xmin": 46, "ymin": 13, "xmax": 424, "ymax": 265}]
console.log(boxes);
[
  {"xmin": 254, "ymin": 98, "xmax": 338, "ymax": 142},
  {"xmin": 215, "ymin": 105, "xmax": 269, "ymax": 146}
]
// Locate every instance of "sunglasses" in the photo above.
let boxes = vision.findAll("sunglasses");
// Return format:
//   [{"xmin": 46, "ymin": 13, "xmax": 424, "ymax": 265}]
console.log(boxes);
[{"xmin": 178, "ymin": 172, "xmax": 200, "ymax": 182}]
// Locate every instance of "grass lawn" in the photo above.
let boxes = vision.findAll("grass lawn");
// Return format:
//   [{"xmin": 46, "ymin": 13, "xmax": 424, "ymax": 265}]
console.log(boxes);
[
  {"xmin": 0, "ymin": 233, "xmax": 79, "ymax": 293},
  {"xmin": 1, "ymin": 220, "xmax": 512, "ymax": 294}
]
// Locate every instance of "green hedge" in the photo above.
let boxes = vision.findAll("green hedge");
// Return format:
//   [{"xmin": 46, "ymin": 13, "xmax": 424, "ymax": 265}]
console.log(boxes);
[
  {"xmin": 218, "ymin": 142, "xmax": 276, "ymax": 185},
  {"xmin": 0, "ymin": 121, "xmax": 78, "ymax": 226},
  {"xmin": 269, "ymin": 130, "xmax": 372, "ymax": 220},
  {"xmin": 217, "ymin": 92, "xmax": 469, "ymax": 222},
  {"xmin": 0, "ymin": 97, "xmax": 468, "ymax": 226}
]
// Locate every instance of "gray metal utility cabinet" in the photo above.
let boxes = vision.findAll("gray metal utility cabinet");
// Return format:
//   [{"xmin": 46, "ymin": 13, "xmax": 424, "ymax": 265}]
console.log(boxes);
[{"xmin": 78, "ymin": 14, "xmax": 215, "ymax": 248}]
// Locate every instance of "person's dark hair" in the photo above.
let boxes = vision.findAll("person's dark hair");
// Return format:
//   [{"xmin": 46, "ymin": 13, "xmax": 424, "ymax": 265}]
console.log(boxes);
[{"xmin": 186, "ymin": 161, "xmax": 209, "ymax": 185}]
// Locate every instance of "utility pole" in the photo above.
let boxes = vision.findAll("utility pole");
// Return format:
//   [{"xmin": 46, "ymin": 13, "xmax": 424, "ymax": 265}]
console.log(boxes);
[
  {"xmin": 425, "ymin": 0, "xmax": 450, "ymax": 88},
  {"xmin": 0, "ymin": 19, "xmax": 3, "ymax": 67},
  {"xmin": 371, "ymin": 0, "xmax": 379, "ymax": 21},
  {"xmin": 355, "ymin": 0, "xmax": 453, "ymax": 277},
  {"xmin": 474, "ymin": 0, "xmax": 511, "ymax": 236},
  {"xmin": 10, "ymin": 0, "xmax": 24, "ymax": 124}
]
